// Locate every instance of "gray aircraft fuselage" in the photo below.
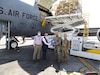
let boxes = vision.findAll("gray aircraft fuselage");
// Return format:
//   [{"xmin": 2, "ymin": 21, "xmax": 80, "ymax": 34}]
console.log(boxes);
[{"xmin": 0, "ymin": 0, "xmax": 51, "ymax": 37}]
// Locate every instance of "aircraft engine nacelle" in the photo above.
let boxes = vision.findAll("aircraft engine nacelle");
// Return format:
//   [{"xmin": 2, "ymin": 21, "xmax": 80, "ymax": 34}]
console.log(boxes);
[{"xmin": 97, "ymin": 29, "xmax": 100, "ymax": 41}]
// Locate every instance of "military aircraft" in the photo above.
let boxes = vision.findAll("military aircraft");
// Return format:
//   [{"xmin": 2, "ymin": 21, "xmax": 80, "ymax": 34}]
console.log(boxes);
[
  {"xmin": 0, "ymin": 0, "xmax": 52, "ymax": 49},
  {"xmin": 0, "ymin": 0, "xmax": 100, "ymax": 51}
]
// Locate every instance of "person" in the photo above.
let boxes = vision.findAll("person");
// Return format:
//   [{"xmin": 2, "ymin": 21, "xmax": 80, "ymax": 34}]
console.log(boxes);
[
  {"xmin": 42, "ymin": 33, "xmax": 50, "ymax": 60},
  {"xmin": 33, "ymin": 31, "xmax": 42, "ymax": 61},
  {"xmin": 53, "ymin": 31, "xmax": 62, "ymax": 63},
  {"xmin": 61, "ymin": 33, "xmax": 70, "ymax": 64},
  {"xmin": 21, "ymin": 36, "xmax": 25, "ymax": 44}
]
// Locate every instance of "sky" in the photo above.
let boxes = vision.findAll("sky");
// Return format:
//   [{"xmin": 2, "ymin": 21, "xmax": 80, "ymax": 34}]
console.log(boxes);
[
  {"xmin": 82, "ymin": 0, "xmax": 100, "ymax": 28},
  {"xmin": 20, "ymin": 0, "xmax": 36, "ymax": 6},
  {"xmin": 20, "ymin": 0, "xmax": 100, "ymax": 28}
]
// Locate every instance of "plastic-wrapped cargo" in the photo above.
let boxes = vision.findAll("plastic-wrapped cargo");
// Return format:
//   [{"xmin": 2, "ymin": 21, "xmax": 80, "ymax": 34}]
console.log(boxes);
[
  {"xmin": 40, "ymin": 11, "xmax": 48, "ymax": 22},
  {"xmin": 50, "ymin": 0, "xmax": 82, "ymax": 16}
]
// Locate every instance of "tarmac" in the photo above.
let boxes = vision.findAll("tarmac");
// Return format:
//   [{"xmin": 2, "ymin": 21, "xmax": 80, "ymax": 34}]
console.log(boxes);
[{"xmin": 0, "ymin": 36, "xmax": 100, "ymax": 75}]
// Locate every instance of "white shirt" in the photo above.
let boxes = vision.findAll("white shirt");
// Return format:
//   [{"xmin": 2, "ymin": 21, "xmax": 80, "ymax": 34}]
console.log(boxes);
[
  {"xmin": 42, "ymin": 37, "xmax": 51, "ymax": 46},
  {"xmin": 34, "ymin": 35, "xmax": 42, "ymax": 46}
]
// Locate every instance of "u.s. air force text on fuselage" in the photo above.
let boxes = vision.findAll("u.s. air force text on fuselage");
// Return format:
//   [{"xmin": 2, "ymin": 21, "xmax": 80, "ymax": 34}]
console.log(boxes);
[{"xmin": 0, "ymin": 6, "xmax": 38, "ymax": 21}]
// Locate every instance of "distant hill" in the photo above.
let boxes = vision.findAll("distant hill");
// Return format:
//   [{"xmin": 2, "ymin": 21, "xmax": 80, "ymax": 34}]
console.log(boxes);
[{"xmin": 39, "ymin": 0, "xmax": 56, "ymax": 9}]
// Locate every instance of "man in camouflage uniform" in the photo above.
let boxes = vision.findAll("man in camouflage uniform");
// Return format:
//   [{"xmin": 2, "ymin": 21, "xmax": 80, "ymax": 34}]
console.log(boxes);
[
  {"xmin": 54, "ymin": 31, "xmax": 62, "ymax": 63},
  {"xmin": 61, "ymin": 33, "xmax": 70, "ymax": 64}
]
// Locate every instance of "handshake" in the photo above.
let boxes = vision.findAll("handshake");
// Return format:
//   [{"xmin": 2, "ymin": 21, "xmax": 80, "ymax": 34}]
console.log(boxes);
[{"xmin": 51, "ymin": 39, "xmax": 56, "ymax": 46}]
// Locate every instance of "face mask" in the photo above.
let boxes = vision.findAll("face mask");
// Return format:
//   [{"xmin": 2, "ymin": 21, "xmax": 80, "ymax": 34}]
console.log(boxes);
[{"xmin": 38, "ymin": 33, "xmax": 41, "ymax": 36}]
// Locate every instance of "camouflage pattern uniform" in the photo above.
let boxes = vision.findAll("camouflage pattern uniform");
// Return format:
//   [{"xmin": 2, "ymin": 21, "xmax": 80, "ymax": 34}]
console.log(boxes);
[
  {"xmin": 62, "ymin": 38, "xmax": 70, "ymax": 63},
  {"xmin": 54, "ymin": 36, "xmax": 62, "ymax": 62}
]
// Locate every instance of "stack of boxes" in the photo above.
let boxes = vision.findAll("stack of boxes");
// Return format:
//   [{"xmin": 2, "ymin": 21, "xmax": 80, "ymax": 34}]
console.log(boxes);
[{"xmin": 51, "ymin": 0, "xmax": 81, "ymax": 16}]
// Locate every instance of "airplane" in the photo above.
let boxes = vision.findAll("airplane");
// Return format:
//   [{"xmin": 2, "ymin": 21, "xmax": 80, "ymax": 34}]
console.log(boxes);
[
  {"xmin": 0, "ymin": 1, "xmax": 100, "ymax": 74},
  {"xmin": 0, "ymin": 0, "xmax": 53, "ymax": 49},
  {"xmin": 0, "ymin": 0, "xmax": 100, "ymax": 51}
]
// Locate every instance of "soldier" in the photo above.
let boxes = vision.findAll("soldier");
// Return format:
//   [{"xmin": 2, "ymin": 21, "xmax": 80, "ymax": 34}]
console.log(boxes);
[
  {"xmin": 61, "ymin": 33, "xmax": 70, "ymax": 64},
  {"xmin": 21, "ymin": 36, "xmax": 25, "ymax": 44},
  {"xmin": 54, "ymin": 31, "xmax": 62, "ymax": 63}
]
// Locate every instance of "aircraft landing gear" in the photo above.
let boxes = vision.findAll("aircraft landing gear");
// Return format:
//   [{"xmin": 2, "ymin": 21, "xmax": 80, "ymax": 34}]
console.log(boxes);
[
  {"xmin": 5, "ymin": 21, "xmax": 20, "ymax": 51},
  {"xmin": 10, "ymin": 40, "xmax": 18, "ymax": 49},
  {"xmin": 6, "ymin": 37, "xmax": 20, "ymax": 52},
  {"xmin": 10, "ymin": 40, "xmax": 20, "ymax": 52}
]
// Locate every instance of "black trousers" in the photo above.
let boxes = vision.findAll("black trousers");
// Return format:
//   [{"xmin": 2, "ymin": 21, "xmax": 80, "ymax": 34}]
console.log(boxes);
[{"xmin": 42, "ymin": 45, "xmax": 48, "ymax": 60}]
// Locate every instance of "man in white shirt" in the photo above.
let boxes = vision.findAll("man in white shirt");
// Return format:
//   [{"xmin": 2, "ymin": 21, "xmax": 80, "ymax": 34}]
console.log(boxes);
[
  {"xmin": 33, "ymin": 31, "xmax": 42, "ymax": 61},
  {"xmin": 42, "ymin": 33, "xmax": 50, "ymax": 60}
]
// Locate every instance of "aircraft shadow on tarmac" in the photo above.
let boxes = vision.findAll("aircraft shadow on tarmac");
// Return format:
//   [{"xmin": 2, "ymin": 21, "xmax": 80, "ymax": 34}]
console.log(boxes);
[{"xmin": 0, "ymin": 45, "xmax": 65, "ymax": 75}]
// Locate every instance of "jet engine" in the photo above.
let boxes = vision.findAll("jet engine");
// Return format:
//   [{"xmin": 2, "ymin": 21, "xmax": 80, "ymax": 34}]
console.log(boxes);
[{"xmin": 97, "ymin": 29, "xmax": 100, "ymax": 41}]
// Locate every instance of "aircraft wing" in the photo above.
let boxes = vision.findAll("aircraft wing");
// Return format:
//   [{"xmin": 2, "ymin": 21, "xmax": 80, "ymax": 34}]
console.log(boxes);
[{"xmin": 45, "ymin": 13, "xmax": 86, "ymax": 33}]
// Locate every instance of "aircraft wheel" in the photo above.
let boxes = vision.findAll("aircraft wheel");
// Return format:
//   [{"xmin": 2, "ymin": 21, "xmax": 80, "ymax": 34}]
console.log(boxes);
[{"xmin": 10, "ymin": 40, "xmax": 18, "ymax": 49}]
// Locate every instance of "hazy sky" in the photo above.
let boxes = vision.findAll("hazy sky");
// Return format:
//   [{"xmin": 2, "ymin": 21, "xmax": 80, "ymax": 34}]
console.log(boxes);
[
  {"xmin": 20, "ymin": 0, "xmax": 36, "ymax": 6},
  {"xmin": 82, "ymin": 0, "xmax": 100, "ymax": 28}
]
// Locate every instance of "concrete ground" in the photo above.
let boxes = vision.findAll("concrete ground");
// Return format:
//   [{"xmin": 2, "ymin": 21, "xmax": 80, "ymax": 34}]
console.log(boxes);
[{"xmin": 0, "ymin": 36, "xmax": 100, "ymax": 75}]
